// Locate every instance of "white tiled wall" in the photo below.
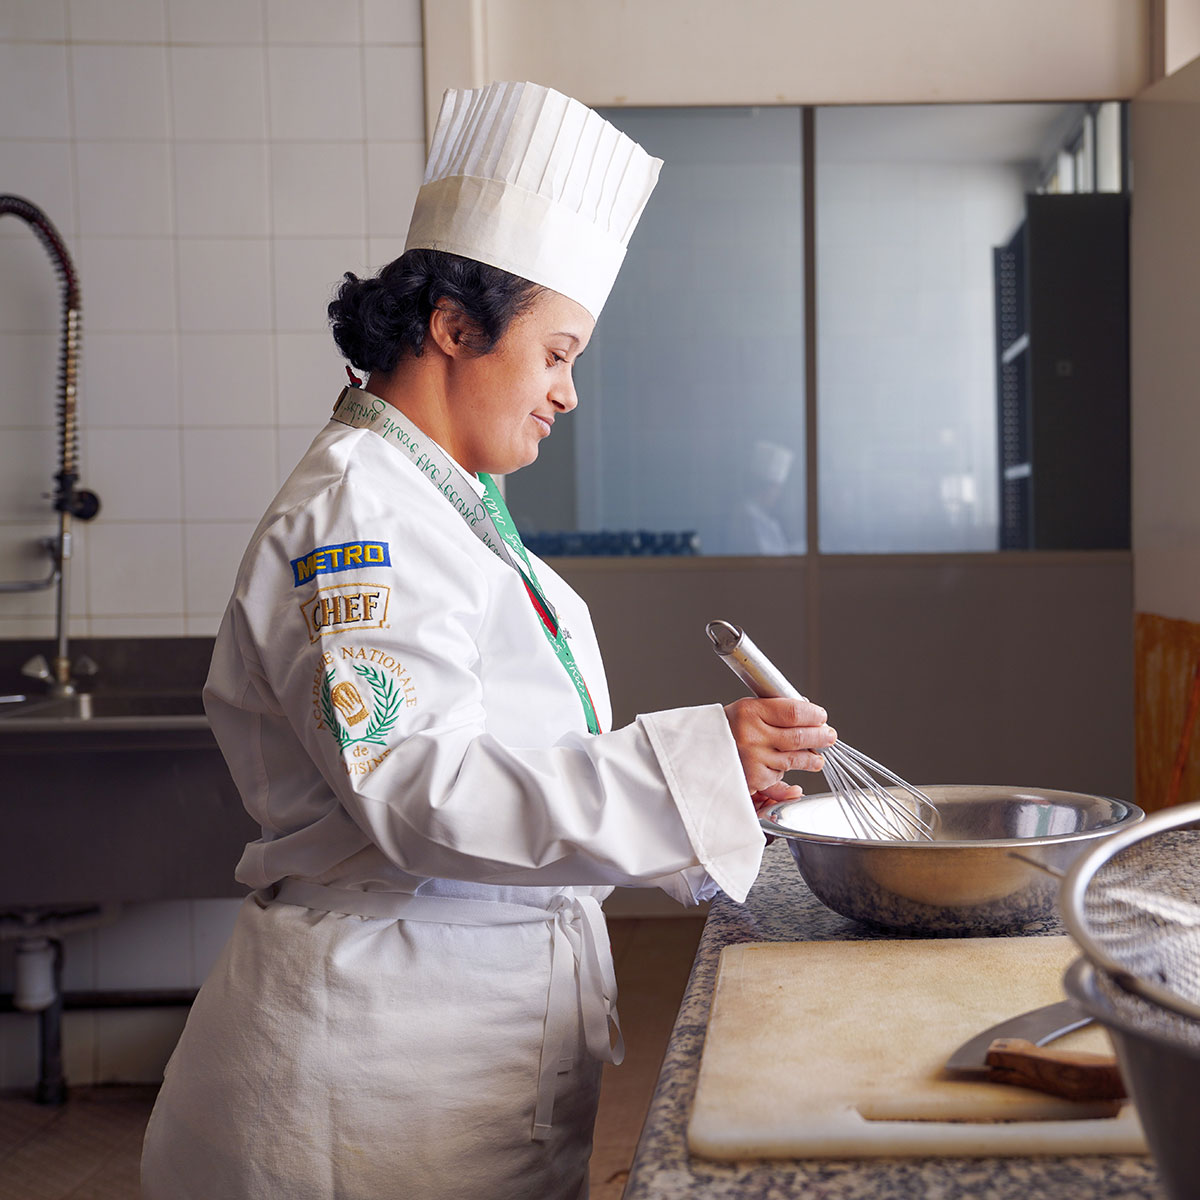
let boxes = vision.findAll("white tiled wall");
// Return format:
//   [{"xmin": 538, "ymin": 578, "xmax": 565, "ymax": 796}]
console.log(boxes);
[
  {"xmin": 0, "ymin": 0, "xmax": 425, "ymax": 1090},
  {"xmin": 0, "ymin": 0, "xmax": 426, "ymax": 639}
]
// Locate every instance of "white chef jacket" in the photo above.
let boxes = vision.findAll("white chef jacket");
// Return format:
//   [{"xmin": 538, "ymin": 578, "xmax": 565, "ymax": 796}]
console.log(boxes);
[{"xmin": 141, "ymin": 415, "xmax": 764, "ymax": 1200}]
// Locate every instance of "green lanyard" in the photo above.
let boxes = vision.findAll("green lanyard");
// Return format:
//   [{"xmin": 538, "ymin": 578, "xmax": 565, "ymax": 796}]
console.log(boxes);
[{"xmin": 330, "ymin": 386, "xmax": 601, "ymax": 735}]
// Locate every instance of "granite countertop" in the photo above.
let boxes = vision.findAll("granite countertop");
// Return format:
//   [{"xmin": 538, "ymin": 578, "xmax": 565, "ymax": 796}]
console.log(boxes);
[{"xmin": 623, "ymin": 844, "xmax": 1163, "ymax": 1200}]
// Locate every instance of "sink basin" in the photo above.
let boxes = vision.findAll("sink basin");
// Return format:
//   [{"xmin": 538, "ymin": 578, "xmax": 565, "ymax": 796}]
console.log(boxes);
[
  {"xmin": 0, "ymin": 690, "xmax": 208, "ymax": 731},
  {"xmin": 0, "ymin": 640, "xmax": 256, "ymax": 906},
  {"xmin": 0, "ymin": 685, "xmax": 256, "ymax": 905}
]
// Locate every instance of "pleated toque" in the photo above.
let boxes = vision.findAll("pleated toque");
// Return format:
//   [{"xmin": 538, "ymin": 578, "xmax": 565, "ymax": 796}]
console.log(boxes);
[{"xmin": 404, "ymin": 81, "xmax": 662, "ymax": 320}]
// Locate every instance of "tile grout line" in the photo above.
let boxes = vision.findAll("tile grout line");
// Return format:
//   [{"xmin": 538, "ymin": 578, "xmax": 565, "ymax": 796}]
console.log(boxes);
[
  {"xmin": 262, "ymin": 0, "xmax": 280, "ymax": 493},
  {"xmin": 61, "ymin": 0, "xmax": 90, "ymax": 638},
  {"xmin": 162, "ymin": 0, "xmax": 190, "ymax": 634}
]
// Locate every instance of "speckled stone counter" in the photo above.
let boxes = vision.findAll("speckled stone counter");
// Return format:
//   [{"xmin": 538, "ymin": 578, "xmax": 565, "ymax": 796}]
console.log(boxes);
[{"xmin": 623, "ymin": 843, "xmax": 1163, "ymax": 1199}]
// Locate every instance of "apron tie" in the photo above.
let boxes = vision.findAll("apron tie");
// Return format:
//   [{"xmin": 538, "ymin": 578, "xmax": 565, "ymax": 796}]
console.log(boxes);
[
  {"xmin": 269, "ymin": 879, "xmax": 623, "ymax": 1141},
  {"xmin": 533, "ymin": 893, "xmax": 625, "ymax": 1139}
]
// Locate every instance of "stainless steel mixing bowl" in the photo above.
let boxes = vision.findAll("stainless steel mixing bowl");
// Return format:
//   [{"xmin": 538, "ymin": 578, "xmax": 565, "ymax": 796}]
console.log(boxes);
[{"xmin": 760, "ymin": 785, "xmax": 1144, "ymax": 935}]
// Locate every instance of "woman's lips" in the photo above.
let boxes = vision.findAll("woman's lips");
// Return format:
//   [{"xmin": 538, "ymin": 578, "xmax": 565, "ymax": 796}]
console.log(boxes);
[{"xmin": 532, "ymin": 414, "xmax": 553, "ymax": 434}]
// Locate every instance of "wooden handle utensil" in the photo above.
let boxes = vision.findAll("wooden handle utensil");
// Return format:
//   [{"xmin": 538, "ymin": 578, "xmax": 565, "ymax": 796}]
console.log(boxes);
[{"xmin": 983, "ymin": 1037, "xmax": 1126, "ymax": 1102}]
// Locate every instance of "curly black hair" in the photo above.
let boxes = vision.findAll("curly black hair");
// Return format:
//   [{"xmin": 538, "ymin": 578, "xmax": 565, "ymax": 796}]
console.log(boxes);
[{"xmin": 327, "ymin": 249, "xmax": 545, "ymax": 375}]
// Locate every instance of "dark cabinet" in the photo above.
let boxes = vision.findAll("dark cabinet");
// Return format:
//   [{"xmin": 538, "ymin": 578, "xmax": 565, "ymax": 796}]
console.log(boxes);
[{"xmin": 994, "ymin": 194, "xmax": 1130, "ymax": 550}]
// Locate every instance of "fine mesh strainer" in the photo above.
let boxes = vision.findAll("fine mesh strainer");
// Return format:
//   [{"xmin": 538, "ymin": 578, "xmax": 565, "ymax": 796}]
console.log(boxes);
[
  {"xmin": 1060, "ymin": 800, "xmax": 1200, "ymax": 1024},
  {"xmin": 1059, "ymin": 801, "xmax": 1200, "ymax": 1200}
]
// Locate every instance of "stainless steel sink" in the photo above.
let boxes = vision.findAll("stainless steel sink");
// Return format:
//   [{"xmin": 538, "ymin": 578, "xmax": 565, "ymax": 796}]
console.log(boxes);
[
  {"xmin": 0, "ymin": 685, "xmax": 255, "ymax": 905},
  {"xmin": 0, "ymin": 690, "xmax": 208, "ymax": 731},
  {"xmin": 0, "ymin": 640, "xmax": 256, "ymax": 906}
]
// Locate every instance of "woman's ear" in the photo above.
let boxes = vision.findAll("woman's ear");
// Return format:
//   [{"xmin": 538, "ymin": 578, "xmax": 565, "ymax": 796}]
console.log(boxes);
[{"xmin": 428, "ymin": 303, "xmax": 471, "ymax": 358}]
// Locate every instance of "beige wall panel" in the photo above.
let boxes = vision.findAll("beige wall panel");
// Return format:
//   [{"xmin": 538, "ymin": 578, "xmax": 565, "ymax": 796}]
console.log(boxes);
[
  {"xmin": 1166, "ymin": 0, "xmax": 1200, "ymax": 74},
  {"xmin": 1130, "ymin": 55, "xmax": 1200, "ymax": 622},
  {"xmin": 424, "ymin": 0, "xmax": 1151, "ymax": 116},
  {"xmin": 1134, "ymin": 549, "xmax": 1200, "ymax": 623},
  {"xmin": 422, "ymin": 0, "xmax": 485, "ymax": 136},
  {"xmin": 551, "ymin": 557, "xmax": 810, "ymax": 728},
  {"xmin": 815, "ymin": 555, "xmax": 1134, "ymax": 802},
  {"xmin": 556, "ymin": 555, "xmax": 1134, "ymax": 804}
]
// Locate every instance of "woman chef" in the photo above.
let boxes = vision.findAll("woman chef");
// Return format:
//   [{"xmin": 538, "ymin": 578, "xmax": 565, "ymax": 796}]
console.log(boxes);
[{"xmin": 141, "ymin": 81, "xmax": 835, "ymax": 1200}]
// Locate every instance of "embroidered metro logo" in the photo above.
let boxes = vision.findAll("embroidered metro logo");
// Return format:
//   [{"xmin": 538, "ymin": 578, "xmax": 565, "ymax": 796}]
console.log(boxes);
[{"xmin": 291, "ymin": 541, "xmax": 391, "ymax": 587}]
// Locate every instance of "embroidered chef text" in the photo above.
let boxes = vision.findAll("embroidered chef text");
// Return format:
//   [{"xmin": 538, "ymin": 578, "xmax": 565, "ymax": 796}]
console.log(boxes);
[{"xmin": 300, "ymin": 583, "xmax": 390, "ymax": 641}]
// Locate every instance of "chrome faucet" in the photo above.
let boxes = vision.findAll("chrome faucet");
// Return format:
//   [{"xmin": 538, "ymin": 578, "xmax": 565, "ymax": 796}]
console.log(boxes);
[{"xmin": 0, "ymin": 196, "xmax": 102, "ymax": 696}]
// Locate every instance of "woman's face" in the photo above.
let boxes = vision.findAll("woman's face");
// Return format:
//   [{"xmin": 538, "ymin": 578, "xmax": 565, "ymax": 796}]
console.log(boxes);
[{"xmin": 447, "ymin": 289, "xmax": 595, "ymax": 476}]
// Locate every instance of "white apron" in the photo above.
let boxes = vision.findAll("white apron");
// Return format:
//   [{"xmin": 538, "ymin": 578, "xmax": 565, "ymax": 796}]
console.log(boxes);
[{"xmin": 141, "ymin": 416, "xmax": 764, "ymax": 1199}]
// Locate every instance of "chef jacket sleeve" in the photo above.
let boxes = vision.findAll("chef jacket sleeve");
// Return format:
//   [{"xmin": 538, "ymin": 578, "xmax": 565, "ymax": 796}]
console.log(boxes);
[{"xmin": 209, "ymin": 484, "xmax": 765, "ymax": 905}]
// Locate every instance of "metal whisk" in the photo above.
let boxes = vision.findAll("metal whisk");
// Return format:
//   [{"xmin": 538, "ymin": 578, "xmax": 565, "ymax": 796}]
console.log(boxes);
[{"xmin": 706, "ymin": 620, "xmax": 940, "ymax": 842}]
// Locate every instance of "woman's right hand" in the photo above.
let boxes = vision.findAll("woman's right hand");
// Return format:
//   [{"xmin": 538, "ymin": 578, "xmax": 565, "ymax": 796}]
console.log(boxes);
[{"xmin": 723, "ymin": 696, "xmax": 836, "ymax": 794}]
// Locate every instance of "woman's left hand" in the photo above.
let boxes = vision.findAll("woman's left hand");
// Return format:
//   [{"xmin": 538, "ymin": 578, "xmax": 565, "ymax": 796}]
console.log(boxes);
[
  {"xmin": 752, "ymin": 780, "xmax": 805, "ymax": 844},
  {"xmin": 751, "ymin": 779, "xmax": 804, "ymax": 816}
]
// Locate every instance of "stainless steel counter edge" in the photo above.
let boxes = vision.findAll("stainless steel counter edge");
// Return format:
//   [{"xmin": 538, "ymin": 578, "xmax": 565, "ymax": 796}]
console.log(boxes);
[{"xmin": 0, "ymin": 715, "xmax": 210, "ymax": 733}]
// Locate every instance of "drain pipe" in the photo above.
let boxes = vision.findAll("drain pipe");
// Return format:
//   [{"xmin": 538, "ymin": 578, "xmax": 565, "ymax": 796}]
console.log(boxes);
[
  {"xmin": 0, "ymin": 905, "xmax": 121, "ymax": 1104},
  {"xmin": 17, "ymin": 938, "xmax": 65, "ymax": 1104}
]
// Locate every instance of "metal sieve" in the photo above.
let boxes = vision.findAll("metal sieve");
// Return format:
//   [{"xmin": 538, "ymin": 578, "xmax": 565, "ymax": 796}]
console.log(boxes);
[{"xmin": 1060, "ymin": 800, "xmax": 1200, "ymax": 1023}]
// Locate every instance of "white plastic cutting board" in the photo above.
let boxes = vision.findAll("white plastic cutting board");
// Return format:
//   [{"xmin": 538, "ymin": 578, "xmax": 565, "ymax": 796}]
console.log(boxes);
[{"xmin": 688, "ymin": 936, "xmax": 1147, "ymax": 1159}]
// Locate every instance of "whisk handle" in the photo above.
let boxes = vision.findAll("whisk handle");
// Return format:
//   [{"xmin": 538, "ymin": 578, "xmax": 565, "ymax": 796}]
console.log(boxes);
[{"xmin": 706, "ymin": 620, "xmax": 804, "ymax": 702}]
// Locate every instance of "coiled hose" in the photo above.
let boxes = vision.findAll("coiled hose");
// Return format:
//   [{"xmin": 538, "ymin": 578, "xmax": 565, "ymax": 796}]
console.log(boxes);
[
  {"xmin": 1, "ymin": 196, "xmax": 100, "ymax": 686},
  {"xmin": 0, "ymin": 195, "xmax": 98, "ymax": 520}
]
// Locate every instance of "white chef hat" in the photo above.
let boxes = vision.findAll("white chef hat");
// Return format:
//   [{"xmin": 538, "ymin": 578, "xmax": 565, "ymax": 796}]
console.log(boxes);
[
  {"xmin": 752, "ymin": 440, "xmax": 795, "ymax": 486},
  {"xmin": 404, "ymin": 81, "xmax": 663, "ymax": 321}
]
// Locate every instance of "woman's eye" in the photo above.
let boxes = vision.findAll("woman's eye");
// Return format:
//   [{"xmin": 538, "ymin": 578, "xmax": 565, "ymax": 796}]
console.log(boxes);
[{"xmin": 548, "ymin": 352, "xmax": 567, "ymax": 366}]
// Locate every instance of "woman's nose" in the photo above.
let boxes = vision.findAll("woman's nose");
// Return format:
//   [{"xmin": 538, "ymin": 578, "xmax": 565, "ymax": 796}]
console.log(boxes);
[{"xmin": 551, "ymin": 371, "xmax": 579, "ymax": 412}]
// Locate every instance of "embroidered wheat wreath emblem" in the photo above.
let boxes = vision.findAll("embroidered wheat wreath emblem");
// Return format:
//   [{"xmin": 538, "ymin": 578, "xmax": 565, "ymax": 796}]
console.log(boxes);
[{"xmin": 319, "ymin": 663, "xmax": 402, "ymax": 749}]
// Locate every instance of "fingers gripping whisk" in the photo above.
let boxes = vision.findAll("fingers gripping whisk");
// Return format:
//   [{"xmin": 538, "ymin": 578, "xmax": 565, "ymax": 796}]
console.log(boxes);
[{"xmin": 706, "ymin": 620, "xmax": 940, "ymax": 842}]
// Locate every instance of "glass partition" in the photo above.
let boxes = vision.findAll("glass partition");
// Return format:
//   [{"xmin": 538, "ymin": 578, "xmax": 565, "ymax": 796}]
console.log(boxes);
[
  {"xmin": 818, "ymin": 104, "xmax": 1075, "ymax": 553},
  {"xmin": 508, "ymin": 101, "xmax": 1129, "ymax": 557},
  {"xmin": 505, "ymin": 106, "xmax": 807, "ymax": 557}
]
